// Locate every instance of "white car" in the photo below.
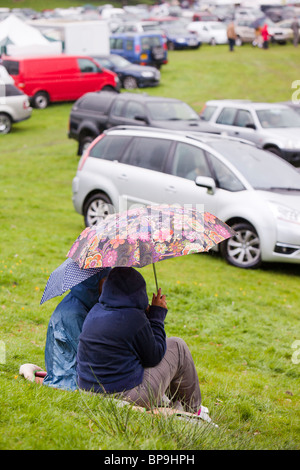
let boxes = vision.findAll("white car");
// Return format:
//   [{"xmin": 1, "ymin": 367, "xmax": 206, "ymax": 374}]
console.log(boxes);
[
  {"xmin": 187, "ymin": 21, "xmax": 228, "ymax": 45},
  {"xmin": 72, "ymin": 126, "xmax": 300, "ymax": 269},
  {"xmin": 0, "ymin": 82, "xmax": 32, "ymax": 134},
  {"xmin": 200, "ymin": 100, "xmax": 300, "ymax": 168}
]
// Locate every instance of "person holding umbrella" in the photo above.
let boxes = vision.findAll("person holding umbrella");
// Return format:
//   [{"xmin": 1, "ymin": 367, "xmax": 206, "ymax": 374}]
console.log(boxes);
[{"xmin": 76, "ymin": 267, "xmax": 203, "ymax": 416}]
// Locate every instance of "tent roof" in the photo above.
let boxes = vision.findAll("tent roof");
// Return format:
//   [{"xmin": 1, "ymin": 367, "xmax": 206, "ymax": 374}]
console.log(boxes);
[{"xmin": 0, "ymin": 14, "xmax": 49, "ymax": 46}]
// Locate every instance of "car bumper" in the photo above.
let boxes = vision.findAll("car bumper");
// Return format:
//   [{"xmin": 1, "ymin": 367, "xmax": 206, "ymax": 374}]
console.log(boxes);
[{"xmin": 138, "ymin": 78, "xmax": 160, "ymax": 88}]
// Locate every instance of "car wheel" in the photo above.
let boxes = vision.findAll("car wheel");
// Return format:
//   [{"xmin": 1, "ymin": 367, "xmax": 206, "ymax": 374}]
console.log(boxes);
[
  {"xmin": 123, "ymin": 76, "xmax": 138, "ymax": 89},
  {"xmin": 79, "ymin": 135, "xmax": 95, "ymax": 156},
  {"xmin": 101, "ymin": 86, "xmax": 118, "ymax": 93},
  {"xmin": 0, "ymin": 113, "xmax": 12, "ymax": 134},
  {"xmin": 220, "ymin": 222, "xmax": 261, "ymax": 269},
  {"xmin": 236, "ymin": 36, "xmax": 243, "ymax": 46},
  {"xmin": 32, "ymin": 91, "xmax": 49, "ymax": 109},
  {"xmin": 210, "ymin": 37, "xmax": 216, "ymax": 46},
  {"xmin": 167, "ymin": 41, "xmax": 175, "ymax": 50},
  {"xmin": 83, "ymin": 193, "xmax": 115, "ymax": 227}
]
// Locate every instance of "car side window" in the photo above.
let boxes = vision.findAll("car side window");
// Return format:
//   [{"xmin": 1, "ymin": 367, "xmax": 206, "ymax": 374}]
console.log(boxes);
[
  {"xmin": 126, "ymin": 39, "xmax": 134, "ymax": 51},
  {"xmin": 111, "ymin": 99, "xmax": 125, "ymax": 117},
  {"xmin": 125, "ymin": 137, "xmax": 171, "ymax": 171},
  {"xmin": 235, "ymin": 109, "xmax": 255, "ymax": 128},
  {"xmin": 77, "ymin": 58, "xmax": 99, "ymax": 73},
  {"xmin": 200, "ymin": 105, "xmax": 217, "ymax": 121},
  {"xmin": 216, "ymin": 107, "xmax": 237, "ymax": 125},
  {"xmin": 207, "ymin": 152, "xmax": 245, "ymax": 191},
  {"xmin": 171, "ymin": 143, "xmax": 211, "ymax": 181},
  {"xmin": 89, "ymin": 135, "xmax": 132, "ymax": 161},
  {"xmin": 110, "ymin": 38, "xmax": 123, "ymax": 49},
  {"xmin": 124, "ymin": 101, "xmax": 145, "ymax": 119}
]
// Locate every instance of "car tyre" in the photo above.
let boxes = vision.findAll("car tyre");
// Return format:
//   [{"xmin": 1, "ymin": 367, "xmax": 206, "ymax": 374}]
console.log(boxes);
[
  {"xmin": 220, "ymin": 222, "xmax": 261, "ymax": 269},
  {"xmin": 236, "ymin": 36, "xmax": 243, "ymax": 46},
  {"xmin": 32, "ymin": 91, "xmax": 49, "ymax": 109},
  {"xmin": 83, "ymin": 193, "xmax": 115, "ymax": 227},
  {"xmin": 123, "ymin": 76, "xmax": 138, "ymax": 89},
  {"xmin": 0, "ymin": 113, "xmax": 12, "ymax": 134}
]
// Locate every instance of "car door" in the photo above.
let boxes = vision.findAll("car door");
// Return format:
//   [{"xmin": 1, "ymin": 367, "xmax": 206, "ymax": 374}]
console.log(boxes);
[
  {"xmin": 116, "ymin": 136, "xmax": 173, "ymax": 209},
  {"xmin": 212, "ymin": 106, "xmax": 260, "ymax": 146},
  {"xmin": 108, "ymin": 99, "xmax": 149, "ymax": 128},
  {"xmin": 161, "ymin": 142, "xmax": 220, "ymax": 214}
]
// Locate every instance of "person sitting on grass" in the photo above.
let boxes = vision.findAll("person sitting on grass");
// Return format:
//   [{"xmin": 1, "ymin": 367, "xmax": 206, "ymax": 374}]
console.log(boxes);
[
  {"xmin": 19, "ymin": 269, "xmax": 110, "ymax": 389},
  {"xmin": 76, "ymin": 267, "xmax": 204, "ymax": 416}
]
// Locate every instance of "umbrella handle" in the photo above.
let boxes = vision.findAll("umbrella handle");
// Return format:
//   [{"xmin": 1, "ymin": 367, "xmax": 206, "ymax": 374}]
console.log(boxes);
[{"xmin": 152, "ymin": 263, "xmax": 159, "ymax": 293}]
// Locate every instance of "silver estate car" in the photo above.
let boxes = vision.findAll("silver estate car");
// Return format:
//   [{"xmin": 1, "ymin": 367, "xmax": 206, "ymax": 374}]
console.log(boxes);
[
  {"xmin": 200, "ymin": 100, "xmax": 300, "ymax": 168},
  {"xmin": 72, "ymin": 126, "xmax": 300, "ymax": 269},
  {"xmin": 0, "ymin": 82, "xmax": 32, "ymax": 134}
]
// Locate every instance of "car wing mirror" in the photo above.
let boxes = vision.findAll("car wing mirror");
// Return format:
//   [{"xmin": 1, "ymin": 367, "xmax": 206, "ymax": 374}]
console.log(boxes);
[
  {"xmin": 195, "ymin": 176, "xmax": 216, "ymax": 195},
  {"xmin": 134, "ymin": 115, "xmax": 149, "ymax": 124},
  {"xmin": 245, "ymin": 123, "xmax": 256, "ymax": 129}
]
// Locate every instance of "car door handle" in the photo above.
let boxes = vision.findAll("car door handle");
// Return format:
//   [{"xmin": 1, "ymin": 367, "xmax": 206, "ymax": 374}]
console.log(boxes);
[
  {"xmin": 165, "ymin": 185, "xmax": 176, "ymax": 193},
  {"xmin": 118, "ymin": 173, "xmax": 128, "ymax": 181}
]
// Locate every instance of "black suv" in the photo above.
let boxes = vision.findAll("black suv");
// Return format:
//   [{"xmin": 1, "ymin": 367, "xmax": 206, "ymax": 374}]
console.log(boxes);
[{"xmin": 68, "ymin": 91, "xmax": 218, "ymax": 155}]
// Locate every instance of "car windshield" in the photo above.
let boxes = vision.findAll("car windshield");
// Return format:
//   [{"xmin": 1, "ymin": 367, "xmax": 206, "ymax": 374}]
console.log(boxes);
[
  {"xmin": 256, "ymin": 107, "xmax": 300, "ymax": 128},
  {"xmin": 146, "ymin": 101, "xmax": 200, "ymax": 121},
  {"xmin": 208, "ymin": 140, "xmax": 300, "ymax": 190},
  {"xmin": 109, "ymin": 55, "xmax": 131, "ymax": 67}
]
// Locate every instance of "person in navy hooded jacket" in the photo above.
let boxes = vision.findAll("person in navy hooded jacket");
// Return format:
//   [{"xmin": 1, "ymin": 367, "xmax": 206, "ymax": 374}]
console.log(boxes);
[{"xmin": 76, "ymin": 267, "xmax": 202, "ymax": 414}]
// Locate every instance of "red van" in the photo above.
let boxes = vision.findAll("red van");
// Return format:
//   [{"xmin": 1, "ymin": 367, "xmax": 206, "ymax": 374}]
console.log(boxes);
[{"xmin": 2, "ymin": 55, "xmax": 120, "ymax": 108}]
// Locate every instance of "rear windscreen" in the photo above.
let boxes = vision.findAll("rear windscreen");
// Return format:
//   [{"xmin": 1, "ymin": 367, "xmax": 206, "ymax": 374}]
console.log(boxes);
[{"xmin": 2, "ymin": 61, "xmax": 19, "ymax": 75}]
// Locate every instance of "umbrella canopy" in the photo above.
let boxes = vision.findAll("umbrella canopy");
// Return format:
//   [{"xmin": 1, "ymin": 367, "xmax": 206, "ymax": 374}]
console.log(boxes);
[
  {"xmin": 67, "ymin": 204, "xmax": 235, "ymax": 272},
  {"xmin": 40, "ymin": 258, "xmax": 105, "ymax": 305}
]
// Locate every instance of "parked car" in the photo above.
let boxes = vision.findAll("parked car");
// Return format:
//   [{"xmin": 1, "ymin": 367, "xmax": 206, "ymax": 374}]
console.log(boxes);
[
  {"xmin": 110, "ymin": 32, "xmax": 168, "ymax": 68},
  {"xmin": 162, "ymin": 24, "xmax": 201, "ymax": 50},
  {"xmin": 68, "ymin": 91, "xmax": 218, "ymax": 155},
  {"xmin": 92, "ymin": 54, "xmax": 160, "ymax": 89},
  {"xmin": 0, "ymin": 83, "xmax": 32, "ymax": 134},
  {"xmin": 71, "ymin": 126, "xmax": 300, "ymax": 269},
  {"xmin": 192, "ymin": 11, "xmax": 219, "ymax": 22},
  {"xmin": 266, "ymin": 18, "xmax": 293, "ymax": 44},
  {"xmin": 200, "ymin": 100, "xmax": 300, "ymax": 167},
  {"xmin": 234, "ymin": 20, "xmax": 256, "ymax": 45},
  {"xmin": 187, "ymin": 21, "xmax": 228, "ymax": 45},
  {"xmin": 1, "ymin": 54, "xmax": 120, "ymax": 108}
]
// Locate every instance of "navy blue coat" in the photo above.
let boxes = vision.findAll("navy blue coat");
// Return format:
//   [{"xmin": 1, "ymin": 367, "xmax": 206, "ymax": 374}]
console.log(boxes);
[{"xmin": 76, "ymin": 267, "xmax": 167, "ymax": 393}]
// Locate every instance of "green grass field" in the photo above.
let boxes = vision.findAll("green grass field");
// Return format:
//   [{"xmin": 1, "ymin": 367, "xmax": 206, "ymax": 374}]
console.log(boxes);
[{"xmin": 1, "ymin": 42, "xmax": 300, "ymax": 450}]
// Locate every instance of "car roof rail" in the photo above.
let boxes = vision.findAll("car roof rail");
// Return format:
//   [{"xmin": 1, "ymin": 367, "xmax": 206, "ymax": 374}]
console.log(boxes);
[{"xmin": 107, "ymin": 125, "xmax": 256, "ymax": 146}]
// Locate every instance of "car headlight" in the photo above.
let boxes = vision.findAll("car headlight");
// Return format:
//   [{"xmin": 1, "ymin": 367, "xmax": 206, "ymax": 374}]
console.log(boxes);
[
  {"xmin": 268, "ymin": 201, "xmax": 300, "ymax": 225},
  {"xmin": 141, "ymin": 71, "xmax": 154, "ymax": 78}
]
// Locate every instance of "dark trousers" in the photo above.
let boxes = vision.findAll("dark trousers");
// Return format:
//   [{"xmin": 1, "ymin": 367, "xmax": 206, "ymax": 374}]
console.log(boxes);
[{"xmin": 228, "ymin": 38, "xmax": 235, "ymax": 51}]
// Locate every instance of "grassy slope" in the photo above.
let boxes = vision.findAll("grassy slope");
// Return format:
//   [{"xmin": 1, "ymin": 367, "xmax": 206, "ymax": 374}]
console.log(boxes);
[{"xmin": 0, "ymin": 45, "xmax": 300, "ymax": 450}]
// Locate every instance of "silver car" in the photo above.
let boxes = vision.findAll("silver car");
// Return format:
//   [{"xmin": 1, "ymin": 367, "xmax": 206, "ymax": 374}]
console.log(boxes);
[
  {"xmin": 72, "ymin": 126, "xmax": 300, "ymax": 269},
  {"xmin": 0, "ymin": 82, "xmax": 32, "ymax": 134},
  {"xmin": 200, "ymin": 100, "xmax": 300, "ymax": 168}
]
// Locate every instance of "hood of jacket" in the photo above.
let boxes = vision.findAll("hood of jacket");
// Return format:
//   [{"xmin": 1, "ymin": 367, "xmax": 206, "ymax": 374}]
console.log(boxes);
[
  {"xmin": 100, "ymin": 267, "xmax": 149, "ymax": 311},
  {"xmin": 69, "ymin": 268, "xmax": 110, "ymax": 310}
]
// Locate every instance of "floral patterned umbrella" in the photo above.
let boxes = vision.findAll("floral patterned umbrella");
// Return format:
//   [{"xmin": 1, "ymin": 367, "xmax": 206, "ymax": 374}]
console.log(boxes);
[{"xmin": 67, "ymin": 205, "xmax": 235, "ymax": 288}]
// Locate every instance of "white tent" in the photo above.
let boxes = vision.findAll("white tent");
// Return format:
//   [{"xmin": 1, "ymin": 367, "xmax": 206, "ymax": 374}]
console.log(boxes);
[{"xmin": 0, "ymin": 14, "xmax": 62, "ymax": 56}]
